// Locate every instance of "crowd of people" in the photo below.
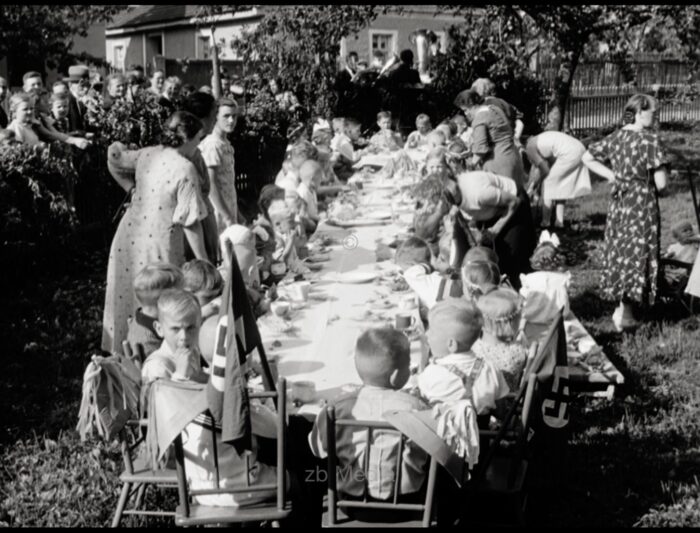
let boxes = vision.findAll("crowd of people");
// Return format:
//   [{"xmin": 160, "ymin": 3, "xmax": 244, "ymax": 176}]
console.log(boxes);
[{"xmin": 8, "ymin": 54, "xmax": 670, "ymax": 525}]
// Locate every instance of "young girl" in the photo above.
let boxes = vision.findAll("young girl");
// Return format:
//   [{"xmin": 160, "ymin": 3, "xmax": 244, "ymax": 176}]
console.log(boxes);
[
  {"xmin": 472, "ymin": 287, "xmax": 528, "ymax": 391},
  {"xmin": 6, "ymin": 93, "xmax": 42, "ymax": 146},
  {"xmin": 199, "ymin": 98, "xmax": 241, "ymax": 233}
]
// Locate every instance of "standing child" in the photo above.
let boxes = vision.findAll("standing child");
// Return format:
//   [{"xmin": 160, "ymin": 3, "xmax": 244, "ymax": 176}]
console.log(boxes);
[
  {"xmin": 6, "ymin": 93, "xmax": 42, "ymax": 146},
  {"xmin": 199, "ymin": 98, "xmax": 241, "ymax": 233},
  {"xmin": 49, "ymin": 94, "xmax": 70, "ymax": 133},
  {"xmin": 127, "ymin": 263, "xmax": 185, "ymax": 358}
]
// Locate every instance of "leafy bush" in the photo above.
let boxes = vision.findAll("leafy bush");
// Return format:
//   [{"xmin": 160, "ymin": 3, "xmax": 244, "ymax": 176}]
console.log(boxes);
[
  {"xmin": 0, "ymin": 142, "xmax": 78, "ymax": 243},
  {"xmin": 85, "ymin": 91, "xmax": 171, "ymax": 148}
]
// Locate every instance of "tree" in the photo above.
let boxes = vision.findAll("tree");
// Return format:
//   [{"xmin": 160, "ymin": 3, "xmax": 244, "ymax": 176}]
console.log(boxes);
[
  {"xmin": 232, "ymin": 5, "xmax": 380, "ymax": 119},
  {"xmin": 193, "ymin": 5, "xmax": 251, "ymax": 99},
  {"xmin": 0, "ymin": 6, "xmax": 128, "ymax": 80},
  {"xmin": 430, "ymin": 7, "xmax": 546, "ymax": 132}
]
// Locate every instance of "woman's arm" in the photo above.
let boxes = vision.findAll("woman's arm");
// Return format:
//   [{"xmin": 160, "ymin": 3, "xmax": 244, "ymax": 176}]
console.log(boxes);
[
  {"xmin": 206, "ymin": 167, "xmax": 236, "ymax": 228},
  {"xmin": 183, "ymin": 221, "xmax": 208, "ymax": 260},
  {"xmin": 582, "ymin": 150, "xmax": 615, "ymax": 182},
  {"xmin": 487, "ymin": 192, "xmax": 521, "ymax": 238}
]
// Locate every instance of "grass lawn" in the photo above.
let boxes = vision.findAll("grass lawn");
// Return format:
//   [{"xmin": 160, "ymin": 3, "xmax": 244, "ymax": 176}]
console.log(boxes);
[{"xmin": 1, "ymin": 128, "xmax": 700, "ymax": 527}]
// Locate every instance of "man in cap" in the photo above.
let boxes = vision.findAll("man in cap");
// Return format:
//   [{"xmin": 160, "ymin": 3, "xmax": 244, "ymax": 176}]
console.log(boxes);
[{"xmin": 65, "ymin": 65, "xmax": 90, "ymax": 131}]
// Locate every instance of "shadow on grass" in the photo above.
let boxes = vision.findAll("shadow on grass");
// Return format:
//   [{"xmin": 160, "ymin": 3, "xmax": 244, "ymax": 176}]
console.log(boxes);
[{"xmin": 526, "ymin": 394, "xmax": 700, "ymax": 527}]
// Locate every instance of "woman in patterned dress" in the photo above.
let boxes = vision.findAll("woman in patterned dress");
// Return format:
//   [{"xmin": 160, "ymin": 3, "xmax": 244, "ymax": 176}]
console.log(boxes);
[
  {"xmin": 101, "ymin": 111, "xmax": 209, "ymax": 352},
  {"xmin": 582, "ymin": 94, "xmax": 669, "ymax": 331}
]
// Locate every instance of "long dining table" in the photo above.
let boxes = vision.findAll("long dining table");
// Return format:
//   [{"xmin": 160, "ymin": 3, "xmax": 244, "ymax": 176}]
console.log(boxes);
[{"xmin": 255, "ymin": 180, "xmax": 427, "ymax": 417}]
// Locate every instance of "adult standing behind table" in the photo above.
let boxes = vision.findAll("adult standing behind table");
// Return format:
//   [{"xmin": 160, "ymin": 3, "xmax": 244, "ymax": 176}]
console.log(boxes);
[
  {"xmin": 0, "ymin": 77, "xmax": 9, "ymax": 128},
  {"xmin": 454, "ymin": 89, "xmax": 527, "ymax": 189},
  {"xmin": 525, "ymin": 131, "xmax": 591, "ymax": 228},
  {"xmin": 582, "ymin": 93, "xmax": 669, "ymax": 332},
  {"xmin": 452, "ymin": 169, "xmax": 536, "ymax": 290},
  {"xmin": 101, "ymin": 111, "xmax": 209, "ymax": 353}
]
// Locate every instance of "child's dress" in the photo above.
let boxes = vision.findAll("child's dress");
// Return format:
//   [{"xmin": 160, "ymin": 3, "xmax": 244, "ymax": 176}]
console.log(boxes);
[
  {"xmin": 6, "ymin": 120, "xmax": 42, "ymax": 146},
  {"xmin": 199, "ymin": 133, "xmax": 238, "ymax": 234},
  {"xmin": 471, "ymin": 338, "xmax": 528, "ymax": 391}
]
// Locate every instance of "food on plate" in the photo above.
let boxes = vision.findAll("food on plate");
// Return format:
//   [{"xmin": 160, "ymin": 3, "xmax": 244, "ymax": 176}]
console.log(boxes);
[{"xmin": 389, "ymin": 276, "xmax": 410, "ymax": 292}]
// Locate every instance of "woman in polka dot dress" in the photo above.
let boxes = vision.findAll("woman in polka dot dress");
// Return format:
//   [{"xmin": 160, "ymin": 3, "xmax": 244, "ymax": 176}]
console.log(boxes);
[{"xmin": 101, "ymin": 112, "xmax": 209, "ymax": 352}]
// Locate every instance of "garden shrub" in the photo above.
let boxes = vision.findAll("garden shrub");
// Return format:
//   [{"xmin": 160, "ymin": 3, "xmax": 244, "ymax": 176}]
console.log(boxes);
[{"xmin": 0, "ymin": 142, "xmax": 77, "ymax": 243}]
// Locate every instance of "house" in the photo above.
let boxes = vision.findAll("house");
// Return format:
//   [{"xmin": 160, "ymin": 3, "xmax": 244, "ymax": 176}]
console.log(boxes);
[{"xmin": 105, "ymin": 5, "xmax": 466, "ymax": 80}]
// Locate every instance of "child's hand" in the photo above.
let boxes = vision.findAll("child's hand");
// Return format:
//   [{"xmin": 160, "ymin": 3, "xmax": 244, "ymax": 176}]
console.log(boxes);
[
  {"xmin": 201, "ymin": 300, "xmax": 220, "ymax": 319},
  {"xmin": 174, "ymin": 346, "xmax": 198, "ymax": 380}
]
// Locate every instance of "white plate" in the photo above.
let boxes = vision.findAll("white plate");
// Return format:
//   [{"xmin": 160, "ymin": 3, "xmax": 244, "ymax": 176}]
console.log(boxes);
[
  {"xmin": 326, "ymin": 218, "xmax": 390, "ymax": 228},
  {"xmin": 332, "ymin": 272, "xmax": 378, "ymax": 284},
  {"xmin": 365, "ymin": 211, "xmax": 392, "ymax": 220}
]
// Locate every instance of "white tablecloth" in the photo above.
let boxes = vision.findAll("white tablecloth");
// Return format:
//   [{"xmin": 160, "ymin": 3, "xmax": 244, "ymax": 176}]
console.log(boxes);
[{"xmin": 258, "ymin": 191, "xmax": 426, "ymax": 415}]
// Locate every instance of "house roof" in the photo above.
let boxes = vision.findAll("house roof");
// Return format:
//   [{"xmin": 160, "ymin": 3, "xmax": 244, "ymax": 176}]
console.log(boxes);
[{"xmin": 107, "ymin": 5, "xmax": 254, "ymax": 30}]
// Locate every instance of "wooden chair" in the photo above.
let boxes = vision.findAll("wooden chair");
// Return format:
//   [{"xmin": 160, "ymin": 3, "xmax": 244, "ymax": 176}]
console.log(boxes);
[
  {"xmin": 466, "ymin": 316, "xmax": 562, "ymax": 526},
  {"xmin": 324, "ymin": 406, "xmax": 438, "ymax": 527},
  {"xmin": 111, "ymin": 347, "xmax": 178, "ymax": 527},
  {"xmin": 122, "ymin": 340, "xmax": 146, "ymax": 370},
  {"xmin": 173, "ymin": 377, "xmax": 290, "ymax": 527},
  {"xmin": 112, "ymin": 419, "xmax": 178, "ymax": 527}
]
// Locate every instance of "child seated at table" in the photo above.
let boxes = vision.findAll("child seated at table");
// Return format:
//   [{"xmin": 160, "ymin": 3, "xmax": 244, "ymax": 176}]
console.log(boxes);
[
  {"xmin": 268, "ymin": 202, "xmax": 305, "ymax": 274},
  {"xmin": 461, "ymin": 247, "xmax": 502, "ymax": 302},
  {"xmin": 331, "ymin": 117, "xmax": 359, "ymax": 181},
  {"xmin": 275, "ymin": 140, "xmax": 318, "ymax": 190},
  {"xmin": 435, "ymin": 120, "xmax": 456, "ymax": 144},
  {"xmin": 419, "ymin": 298, "xmax": 510, "ymax": 416},
  {"xmin": 296, "ymin": 159, "xmax": 323, "ymax": 226},
  {"xmin": 309, "ymin": 328, "xmax": 429, "ymax": 501},
  {"xmin": 452, "ymin": 114, "xmax": 472, "ymax": 148},
  {"xmin": 182, "ymin": 259, "xmax": 224, "ymax": 320},
  {"xmin": 426, "ymin": 129, "xmax": 446, "ymax": 151},
  {"xmin": 141, "ymin": 289, "xmax": 209, "ymax": 387},
  {"xmin": 405, "ymin": 113, "xmax": 433, "ymax": 150},
  {"xmin": 363, "ymin": 111, "xmax": 403, "ymax": 154},
  {"xmin": 254, "ymin": 185, "xmax": 285, "ymax": 284},
  {"xmin": 311, "ymin": 127, "xmax": 340, "ymax": 186},
  {"xmin": 127, "ymin": 262, "xmax": 184, "ymax": 358},
  {"xmin": 142, "ymin": 289, "xmax": 279, "ymax": 508},
  {"xmin": 472, "ymin": 287, "xmax": 528, "ymax": 391}
]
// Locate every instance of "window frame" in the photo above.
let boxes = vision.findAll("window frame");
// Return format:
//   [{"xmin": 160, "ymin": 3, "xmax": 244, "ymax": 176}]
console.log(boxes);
[{"xmin": 368, "ymin": 29, "xmax": 398, "ymax": 58}]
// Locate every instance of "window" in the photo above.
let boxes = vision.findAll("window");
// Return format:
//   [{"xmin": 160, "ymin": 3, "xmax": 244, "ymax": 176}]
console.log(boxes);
[
  {"xmin": 114, "ymin": 45, "xmax": 125, "ymax": 71},
  {"xmin": 198, "ymin": 35, "xmax": 211, "ymax": 59},
  {"xmin": 147, "ymin": 33, "xmax": 163, "ymax": 56},
  {"xmin": 369, "ymin": 30, "xmax": 398, "ymax": 57},
  {"xmin": 433, "ymin": 31, "xmax": 448, "ymax": 53}
]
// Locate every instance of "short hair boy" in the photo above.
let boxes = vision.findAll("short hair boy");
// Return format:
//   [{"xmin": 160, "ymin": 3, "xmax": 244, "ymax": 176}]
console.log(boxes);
[
  {"xmin": 127, "ymin": 263, "xmax": 184, "ymax": 357},
  {"xmin": 309, "ymin": 328, "xmax": 429, "ymax": 500},
  {"xmin": 141, "ymin": 288, "xmax": 208, "ymax": 386},
  {"xmin": 419, "ymin": 298, "xmax": 509, "ymax": 414},
  {"xmin": 182, "ymin": 259, "xmax": 224, "ymax": 319}
]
